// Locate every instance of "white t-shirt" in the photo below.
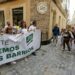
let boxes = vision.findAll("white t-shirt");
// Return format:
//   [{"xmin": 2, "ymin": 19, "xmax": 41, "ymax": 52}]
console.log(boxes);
[
  {"xmin": 29, "ymin": 25, "xmax": 36, "ymax": 31},
  {"xmin": 20, "ymin": 28, "xmax": 28, "ymax": 34}
]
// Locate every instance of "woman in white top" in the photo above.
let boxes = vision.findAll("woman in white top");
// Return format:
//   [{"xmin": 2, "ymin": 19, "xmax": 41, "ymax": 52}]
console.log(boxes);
[
  {"xmin": 29, "ymin": 20, "xmax": 37, "ymax": 31},
  {"xmin": 20, "ymin": 21, "xmax": 28, "ymax": 34},
  {"xmin": 29, "ymin": 20, "xmax": 37, "ymax": 56}
]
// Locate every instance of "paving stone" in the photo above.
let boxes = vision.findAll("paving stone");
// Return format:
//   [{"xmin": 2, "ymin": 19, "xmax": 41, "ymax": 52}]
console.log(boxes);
[{"xmin": 0, "ymin": 43, "xmax": 75, "ymax": 75}]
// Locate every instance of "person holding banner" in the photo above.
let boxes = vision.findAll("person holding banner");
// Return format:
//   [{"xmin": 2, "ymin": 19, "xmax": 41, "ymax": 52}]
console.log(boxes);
[
  {"xmin": 29, "ymin": 20, "xmax": 37, "ymax": 31},
  {"xmin": 5, "ymin": 26, "xmax": 13, "ymax": 34},
  {"xmin": 29, "ymin": 20, "xmax": 37, "ymax": 56},
  {"xmin": 5, "ymin": 22, "xmax": 13, "ymax": 34},
  {"xmin": 19, "ymin": 20, "xmax": 28, "ymax": 34},
  {"xmin": 5, "ymin": 22, "xmax": 17, "ymax": 65},
  {"xmin": 4, "ymin": 22, "xmax": 12, "ymax": 32}
]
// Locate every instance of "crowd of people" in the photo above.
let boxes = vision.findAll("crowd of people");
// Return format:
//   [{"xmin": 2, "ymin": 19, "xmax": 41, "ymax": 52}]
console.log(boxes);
[
  {"xmin": 0, "ymin": 20, "xmax": 37, "ymax": 35},
  {"xmin": 1, "ymin": 20, "xmax": 75, "ymax": 64},
  {"xmin": 0, "ymin": 20, "xmax": 38, "ymax": 65},
  {"xmin": 52, "ymin": 24, "xmax": 75, "ymax": 51}
]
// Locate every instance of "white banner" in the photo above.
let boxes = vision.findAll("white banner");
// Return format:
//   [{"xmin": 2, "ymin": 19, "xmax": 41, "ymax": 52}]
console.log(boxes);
[{"xmin": 0, "ymin": 30, "xmax": 41, "ymax": 65}]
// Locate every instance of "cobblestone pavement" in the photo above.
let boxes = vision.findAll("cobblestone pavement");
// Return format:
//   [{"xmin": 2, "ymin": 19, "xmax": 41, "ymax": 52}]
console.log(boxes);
[{"xmin": 0, "ymin": 43, "xmax": 75, "ymax": 75}]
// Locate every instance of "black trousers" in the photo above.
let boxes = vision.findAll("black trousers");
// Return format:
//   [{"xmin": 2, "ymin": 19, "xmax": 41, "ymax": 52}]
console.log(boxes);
[{"xmin": 63, "ymin": 38, "xmax": 71, "ymax": 51}]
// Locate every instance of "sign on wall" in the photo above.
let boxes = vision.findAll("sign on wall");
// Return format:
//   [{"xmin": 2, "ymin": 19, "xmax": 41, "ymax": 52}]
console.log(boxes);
[{"xmin": 37, "ymin": 2, "xmax": 48, "ymax": 14}]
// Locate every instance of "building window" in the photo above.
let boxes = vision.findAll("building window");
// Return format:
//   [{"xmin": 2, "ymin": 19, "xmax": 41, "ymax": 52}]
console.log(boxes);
[
  {"xmin": 0, "ymin": 11, "xmax": 5, "ymax": 27},
  {"xmin": 12, "ymin": 7, "xmax": 23, "ymax": 26}
]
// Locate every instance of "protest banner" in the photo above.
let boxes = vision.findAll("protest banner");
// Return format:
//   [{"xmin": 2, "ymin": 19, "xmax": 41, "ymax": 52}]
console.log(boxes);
[{"xmin": 0, "ymin": 30, "xmax": 41, "ymax": 65}]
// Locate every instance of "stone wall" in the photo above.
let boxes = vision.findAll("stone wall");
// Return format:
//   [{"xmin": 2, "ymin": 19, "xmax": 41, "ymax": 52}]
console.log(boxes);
[{"xmin": 30, "ymin": 0, "xmax": 51, "ymax": 41}]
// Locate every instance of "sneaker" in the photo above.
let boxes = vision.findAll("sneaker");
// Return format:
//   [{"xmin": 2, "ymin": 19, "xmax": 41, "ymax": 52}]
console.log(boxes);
[
  {"xmin": 11, "ymin": 61, "xmax": 16, "ymax": 64},
  {"xmin": 6, "ymin": 63, "xmax": 11, "ymax": 65},
  {"xmin": 68, "ymin": 49, "xmax": 71, "ymax": 51},
  {"xmin": 32, "ymin": 52, "xmax": 36, "ymax": 56},
  {"xmin": 62, "ymin": 49, "xmax": 65, "ymax": 51},
  {"xmin": 25, "ymin": 58, "xmax": 28, "ymax": 62}
]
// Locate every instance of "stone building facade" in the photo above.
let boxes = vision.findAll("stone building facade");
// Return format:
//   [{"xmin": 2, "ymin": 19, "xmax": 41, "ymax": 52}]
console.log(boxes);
[
  {"xmin": 0, "ymin": 0, "xmax": 67, "ymax": 43},
  {"xmin": 0, "ymin": 0, "xmax": 30, "ymax": 26},
  {"xmin": 30, "ymin": 0, "xmax": 67, "ymax": 42},
  {"xmin": 30, "ymin": 0, "xmax": 51, "ymax": 41}
]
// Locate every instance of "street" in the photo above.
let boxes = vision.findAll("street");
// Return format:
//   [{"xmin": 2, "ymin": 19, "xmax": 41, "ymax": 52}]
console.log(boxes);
[
  {"xmin": 0, "ymin": 43, "xmax": 75, "ymax": 75},
  {"xmin": 0, "ymin": 0, "xmax": 74, "ymax": 75}
]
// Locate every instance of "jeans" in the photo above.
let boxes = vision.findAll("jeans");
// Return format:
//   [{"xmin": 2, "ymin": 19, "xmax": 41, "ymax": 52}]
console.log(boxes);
[{"xmin": 63, "ymin": 38, "xmax": 71, "ymax": 51}]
